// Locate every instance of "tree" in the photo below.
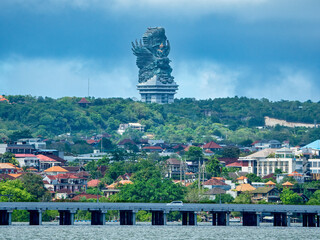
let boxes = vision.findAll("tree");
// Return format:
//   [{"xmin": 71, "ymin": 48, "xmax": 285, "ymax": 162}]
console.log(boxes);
[
  {"xmin": 21, "ymin": 173, "xmax": 51, "ymax": 201},
  {"xmin": 246, "ymin": 173, "xmax": 262, "ymax": 183},
  {"xmin": 213, "ymin": 193, "xmax": 234, "ymax": 204},
  {"xmin": 222, "ymin": 146, "xmax": 240, "ymax": 158},
  {"xmin": 185, "ymin": 188, "xmax": 208, "ymax": 203},
  {"xmin": 0, "ymin": 180, "xmax": 33, "ymax": 202},
  {"xmin": 233, "ymin": 192, "xmax": 252, "ymax": 204},
  {"xmin": 113, "ymin": 167, "xmax": 186, "ymax": 202},
  {"xmin": 0, "ymin": 152, "xmax": 18, "ymax": 165},
  {"xmin": 8, "ymin": 129, "xmax": 32, "ymax": 142},
  {"xmin": 186, "ymin": 146, "xmax": 203, "ymax": 162},
  {"xmin": 280, "ymin": 188, "xmax": 303, "ymax": 205},
  {"xmin": 206, "ymin": 156, "xmax": 222, "ymax": 177}
]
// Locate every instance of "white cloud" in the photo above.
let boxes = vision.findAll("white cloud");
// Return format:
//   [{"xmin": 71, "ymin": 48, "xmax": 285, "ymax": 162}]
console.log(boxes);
[
  {"xmin": 174, "ymin": 61, "xmax": 240, "ymax": 99},
  {"xmin": 242, "ymin": 67, "xmax": 318, "ymax": 101},
  {"xmin": 1, "ymin": 0, "xmax": 319, "ymax": 21},
  {"xmin": 0, "ymin": 56, "xmax": 138, "ymax": 98},
  {"xmin": 0, "ymin": 57, "xmax": 318, "ymax": 102}
]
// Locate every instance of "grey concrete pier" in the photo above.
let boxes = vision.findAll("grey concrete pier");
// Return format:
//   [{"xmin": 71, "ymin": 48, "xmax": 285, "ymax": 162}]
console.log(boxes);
[{"xmin": 2, "ymin": 202, "xmax": 320, "ymax": 227}]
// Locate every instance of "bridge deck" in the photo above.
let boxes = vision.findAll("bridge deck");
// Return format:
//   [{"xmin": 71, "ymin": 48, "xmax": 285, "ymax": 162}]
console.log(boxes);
[{"xmin": 1, "ymin": 202, "xmax": 319, "ymax": 214}]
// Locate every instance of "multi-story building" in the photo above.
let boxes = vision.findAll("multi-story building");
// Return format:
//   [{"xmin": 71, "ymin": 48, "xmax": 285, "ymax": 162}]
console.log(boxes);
[{"xmin": 240, "ymin": 148, "xmax": 303, "ymax": 177}]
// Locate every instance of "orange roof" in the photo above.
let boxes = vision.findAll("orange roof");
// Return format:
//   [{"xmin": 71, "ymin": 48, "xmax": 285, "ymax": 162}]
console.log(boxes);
[
  {"xmin": 265, "ymin": 180, "xmax": 276, "ymax": 185},
  {"xmin": 203, "ymin": 141, "xmax": 222, "ymax": 149},
  {"xmin": 282, "ymin": 181, "xmax": 294, "ymax": 186},
  {"xmin": 237, "ymin": 176, "xmax": 248, "ymax": 180},
  {"xmin": 0, "ymin": 163, "xmax": 18, "ymax": 169},
  {"xmin": 87, "ymin": 179, "xmax": 101, "ymax": 188},
  {"xmin": 8, "ymin": 173, "xmax": 22, "ymax": 178},
  {"xmin": 288, "ymin": 171, "xmax": 303, "ymax": 177},
  {"xmin": 44, "ymin": 166, "xmax": 68, "ymax": 172},
  {"xmin": 235, "ymin": 184, "xmax": 256, "ymax": 192},
  {"xmin": 108, "ymin": 180, "xmax": 133, "ymax": 189},
  {"xmin": 0, "ymin": 95, "xmax": 9, "ymax": 103},
  {"xmin": 37, "ymin": 154, "xmax": 57, "ymax": 162}
]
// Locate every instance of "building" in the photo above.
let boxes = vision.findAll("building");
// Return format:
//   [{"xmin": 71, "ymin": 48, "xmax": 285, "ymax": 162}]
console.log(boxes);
[
  {"xmin": 44, "ymin": 166, "xmax": 68, "ymax": 175},
  {"xmin": 117, "ymin": 123, "xmax": 145, "ymax": 135},
  {"xmin": 165, "ymin": 158, "xmax": 185, "ymax": 178},
  {"xmin": 15, "ymin": 154, "xmax": 40, "ymax": 169},
  {"xmin": 202, "ymin": 141, "xmax": 223, "ymax": 152},
  {"xmin": 240, "ymin": 148, "xmax": 301, "ymax": 177},
  {"xmin": 203, "ymin": 178, "xmax": 231, "ymax": 191},
  {"xmin": 251, "ymin": 187, "xmax": 280, "ymax": 203},
  {"xmin": 17, "ymin": 138, "xmax": 46, "ymax": 149},
  {"xmin": 43, "ymin": 173, "xmax": 87, "ymax": 195},
  {"xmin": 0, "ymin": 163, "xmax": 18, "ymax": 174},
  {"xmin": 203, "ymin": 188, "xmax": 226, "ymax": 201},
  {"xmin": 137, "ymin": 76, "xmax": 179, "ymax": 104}
]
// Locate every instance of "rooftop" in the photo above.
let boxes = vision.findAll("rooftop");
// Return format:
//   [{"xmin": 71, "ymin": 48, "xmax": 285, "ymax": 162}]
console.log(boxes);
[{"xmin": 44, "ymin": 166, "xmax": 68, "ymax": 173}]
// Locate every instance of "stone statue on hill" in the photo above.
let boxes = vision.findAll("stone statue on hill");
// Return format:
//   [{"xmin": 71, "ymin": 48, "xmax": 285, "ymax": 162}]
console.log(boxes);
[{"xmin": 132, "ymin": 27, "xmax": 174, "ymax": 84}]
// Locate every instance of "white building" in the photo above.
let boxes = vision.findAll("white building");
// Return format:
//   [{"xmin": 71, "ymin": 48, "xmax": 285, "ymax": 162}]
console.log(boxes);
[
  {"xmin": 117, "ymin": 123, "xmax": 145, "ymax": 135},
  {"xmin": 309, "ymin": 159, "xmax": 320, "ymax": 174}
]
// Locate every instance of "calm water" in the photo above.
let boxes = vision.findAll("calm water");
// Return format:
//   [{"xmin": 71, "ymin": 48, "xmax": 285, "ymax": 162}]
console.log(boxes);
[{"xmin": 0, "ymin": 222, "xmax": 319, "ymax": 240}]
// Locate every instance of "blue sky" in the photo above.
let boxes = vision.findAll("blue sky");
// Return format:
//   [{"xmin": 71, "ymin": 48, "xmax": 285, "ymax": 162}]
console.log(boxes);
[{"xmin": 0, "ymin": 0, "xmax": 319, "ymax": 101}]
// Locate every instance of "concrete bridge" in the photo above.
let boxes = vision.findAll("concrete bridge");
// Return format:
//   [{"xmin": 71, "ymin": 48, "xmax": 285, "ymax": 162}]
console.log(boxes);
[{"xmin": 1, "ymin": 202, "xmax": 320, "ymax": 227}]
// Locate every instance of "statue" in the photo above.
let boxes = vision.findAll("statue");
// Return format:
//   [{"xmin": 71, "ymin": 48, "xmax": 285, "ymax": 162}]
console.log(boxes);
[{"xmin": 132, "ymin": 27, "xmax": 174, "ymax": 84}]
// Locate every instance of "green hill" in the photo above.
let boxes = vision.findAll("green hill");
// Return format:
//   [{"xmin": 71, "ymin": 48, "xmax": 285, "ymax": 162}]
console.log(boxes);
[{"xmin": 0, "ymin": 95, "xmax": 319, "ymax": 146}]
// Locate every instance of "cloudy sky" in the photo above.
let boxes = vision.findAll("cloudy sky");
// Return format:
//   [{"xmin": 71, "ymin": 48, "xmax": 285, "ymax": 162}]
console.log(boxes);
[{"xmin": 0, "ymin": 0, "xmax": 319, "ymax": 101}]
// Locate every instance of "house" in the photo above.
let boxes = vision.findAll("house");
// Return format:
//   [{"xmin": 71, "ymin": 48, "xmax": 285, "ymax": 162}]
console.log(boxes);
[
  {"xmin": 203, "ymin": 178, "xmax": 231, "ymax": 191},
  {"xmin": 17, "ymin": 138, "xmax": 46, "ymax": 150},
  {"xmin": 71, "ymin": 193, "xmax": 101, "ymax": 201},
  {"xmin": 251, "ymin": 182, "xmax": 266, "ymax": 189},
  {"xmin": 235, "ymin": 184, "xmax": 256, "ymax": 193},
  {"xmin": 87, "ymin": 179, "xmax": 101, "ymax": 188},
  {"xmin": 78, "ymin": 97, "xmax": 91, "ymax": 108},
  {"xmin": 203, "ymin": 188, "xmax": 226, "ymax": 201},
  {"xmin": 44, "ymin": 166, "xmax": 69, "ymax": 175},
  {"xmin": 15, "ymin": 154, "xmax": 40, "ymax": 169},
  {"xmin": 0, "ymin": 173, "xmax": 15, "ymax": 181},
  {"xmin": 37, "ymin": 154, "xmax": 60, "ymax": 171},
  {"xmin": 117, "ymin": 123, "xmax": 145, "ymax": 135},
  {"xmin": 282, "ymin": 181, "xmax": 294, "ymax": 188},
  {"xmin": 43, "ymin": 173, "xmax": 87, "ymax": 195},
  {"xmin": 226, "ymin": 161, "xmax": 243, "ymax": 169},
  {"xmin": 202, "ymin": 141, "xmax": 222, "ymax": 152},
  {"xmin": 142, "ymin": 146, "xmax": 163, "ymax": 153},
  {"xmin": 236, "ymin": 176, "xmax": 248, "ymax": 184},
  {"xmin": 288, "ymin": 171, "xmax": 304, "ymax": 183},
  {"xmin": 165, "ymin": 158, "xmax": 184, "ymax": 178},
  {"xmin": 6, "ymin": 144, "xmax": 36, "ymax": 154},
  {"xmin": 0, "ymin": 163, "xmax": 18, "ymax": 174},
  {"xmin": 117, "ymin": 173, "xmax": 132, "ymax": 181},
  {"xmin": 265, "ymin": 180, "xmax": 276, "ymax": 187},
  {"xmin": 117, "ymin": 139, "xmax": 137, "ymax": 149},
  {"xmin": 251, "ymin": 187, "xmax": 280, "ymax": 203}
]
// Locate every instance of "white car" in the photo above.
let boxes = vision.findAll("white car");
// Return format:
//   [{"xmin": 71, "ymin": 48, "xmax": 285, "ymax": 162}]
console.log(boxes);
[{"xmin": 166, "ymin": 201, "xmax": 183, "ymax": 206}]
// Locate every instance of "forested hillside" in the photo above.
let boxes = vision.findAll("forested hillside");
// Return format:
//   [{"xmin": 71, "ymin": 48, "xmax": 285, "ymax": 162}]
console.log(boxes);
[{"xmin": 0, "ymin": 95, "xmax": 320, "ymax": 145}]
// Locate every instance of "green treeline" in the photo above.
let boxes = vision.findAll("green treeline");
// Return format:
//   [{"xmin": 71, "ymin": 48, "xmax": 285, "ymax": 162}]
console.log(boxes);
[{"xmin": 1, "ymin": 95, "xmax": 320, "ymax": 145}]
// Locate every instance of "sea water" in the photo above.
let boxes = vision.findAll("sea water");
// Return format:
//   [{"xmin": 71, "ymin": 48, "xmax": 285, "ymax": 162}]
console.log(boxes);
[{"xmin": 0, "ymin": 222, "xmax": 319, "ymax": 240}]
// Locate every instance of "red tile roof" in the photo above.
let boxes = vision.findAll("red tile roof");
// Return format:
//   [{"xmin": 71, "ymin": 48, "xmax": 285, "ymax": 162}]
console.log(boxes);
[
  {"xmin": 226, "ymin": 162, "xmax": 243, "ymax": 167},
  {"xmin": 203, "ymin": 141, "xmax": 222, "ymax": 149},
  {"xmin": 78, "ymin": 98, "xmax": 90, "ymax": 104},
  {"xmin": 203, "ymin": 178, "xmax": 228, "ymax": 186},
  {"xmin": 142, "ymin": 146, "xmax": 163, "ymax": 150},
  {"xmin": 71, "ymin": 193, "xmax": 100, "ymax": 201},
  {"xmin": 87, "ymin": 179, "xmax": 101, "ymax": 188},
  {"xmin": 14, "ymin": 154, "xmax": 37, "ymax": 158}
]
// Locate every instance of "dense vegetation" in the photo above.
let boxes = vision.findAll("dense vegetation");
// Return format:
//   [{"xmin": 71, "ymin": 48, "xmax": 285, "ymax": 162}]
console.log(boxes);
[{"xmin": 1, "ymin": 95, "xmax": 320, "ymax": 145}]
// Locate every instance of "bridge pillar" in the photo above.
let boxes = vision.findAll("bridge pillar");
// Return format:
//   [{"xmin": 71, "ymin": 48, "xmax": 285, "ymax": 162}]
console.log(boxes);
[
  {"xmin": 302, "ymin": 213, "xmax": 316, "ymax": 227},
  {"xmin": 181, "ymin": 211, "xmax": 197, "ymax": 226},
  {"xmin": 242, "ymin": 212, "xmax": 259, "ymax": 226},
  {"xmin": 29, "ymin": 210, "xmax": 42, "ymax": 225},
  {"xmin": 151, "ymin": 211, "xmax": 167, "ymax": 225},
  {"xmin": 273, "ymin": 213, "xmax": 287, "ymax": 227},
  {"xmin": 216, "ymin": 212, "xmax": 229, "ymax": 226},
  {"xmin": 90, "ymin": 210, "xmax": 107, "ymax": 225},
  {"xmin": 212, "ymin": 212, "xmax": 217, "ymax": 226},
  {"xmin": 317, "ymin": 215, "xmax": 320, "ymax": 227},
  {"xmin": 120, "ymin": 210, "xmax": 136, "ymax": 225},
  {"xmin": 0, "ymin": 210, "xmax": 12, "ymax": 225},
  {"xmin": 59, "ymin": 210, "xmax": 76, "ymax": 225}
]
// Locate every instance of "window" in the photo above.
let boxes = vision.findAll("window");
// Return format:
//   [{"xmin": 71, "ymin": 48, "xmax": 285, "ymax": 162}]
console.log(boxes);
[{"xmin": 313, "ymin": 162, "xmax": 317, "ymax": 168}]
